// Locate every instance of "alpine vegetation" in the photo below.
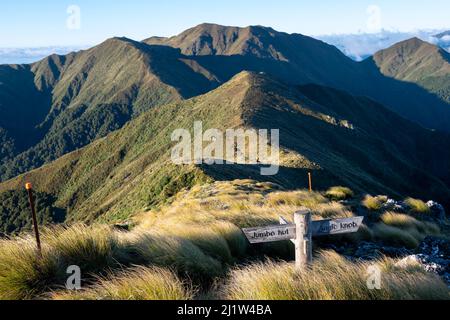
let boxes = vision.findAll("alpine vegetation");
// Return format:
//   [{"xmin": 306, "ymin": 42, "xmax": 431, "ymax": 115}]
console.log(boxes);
[{"xmin": 171, "ymin": 121, "xmax": 280, "ymax": 176}]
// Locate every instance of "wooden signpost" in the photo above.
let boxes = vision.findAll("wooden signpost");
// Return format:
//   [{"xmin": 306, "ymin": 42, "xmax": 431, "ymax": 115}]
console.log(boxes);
[{"xmin": 243, "ymin": 207, "xmax": 364, "ymax": 270}]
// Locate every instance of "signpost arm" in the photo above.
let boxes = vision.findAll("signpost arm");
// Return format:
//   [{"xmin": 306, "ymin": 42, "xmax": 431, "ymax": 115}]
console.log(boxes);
[
  {"xmin": 294, "ymin": 209, "xmax": 313, "ymax": 271},
  {"xmin": 279, "ymin": 216, "xmax": 296, "ymax": 244}
]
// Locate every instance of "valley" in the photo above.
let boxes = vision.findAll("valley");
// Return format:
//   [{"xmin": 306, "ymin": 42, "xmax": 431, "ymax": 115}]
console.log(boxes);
[{"xmin": 0, "ymin": 23, "xmax": 449, "ymax": 301}]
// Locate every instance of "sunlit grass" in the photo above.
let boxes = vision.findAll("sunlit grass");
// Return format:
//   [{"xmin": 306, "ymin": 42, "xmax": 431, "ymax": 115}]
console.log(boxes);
[
  {"xmin": 1, "ymin": 180, "xmax": 447, "ymax": 300},
  {"xmin": 404, "ymin": 198, "xmax": 431, "ymax": 214},
  {"xmin": 326, "ymin": 186, "xmax": 354, "ymax": 201},
  {"xmin": 372, "ymin": 223, "xmax": 422, "ymax": 248},
  {"xmin": 0, "ymin": 238, "xmax": 61, "ymax": 300},
  {"xmin": 223, "ymin": 251, "xmax": 449, "ymax": 300},
  {"xmin": 381, "ymin": 212, "xmax": 440, "ymax": 235},
  {"xmin": 363, "ymin": 195, "xmax": 388, "ymax": 211},
  {"xmin": 52, "ymin": 266, "xmax": 194, "ymax": 300}
]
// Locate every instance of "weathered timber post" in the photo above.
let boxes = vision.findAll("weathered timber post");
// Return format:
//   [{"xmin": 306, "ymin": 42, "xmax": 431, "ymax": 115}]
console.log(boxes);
[
  {"xmin": 294, "ymin": 208, "xmax": 313, "ymax": 270},
  {"xmin": 26, "ymin": 183, "xmax": 42, "ymax": 256},
  {"xmin": 308, "ymin": 172, "xmax": 313, "ymax": 192}
]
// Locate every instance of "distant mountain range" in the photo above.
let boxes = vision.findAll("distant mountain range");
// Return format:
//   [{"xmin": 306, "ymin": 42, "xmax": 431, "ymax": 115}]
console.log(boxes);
[
  {"xmin": 0, "ymin": 46, "xmax": 88, "ymax": 65},
  {"xmin": 0, "ymin": 24, "xmax": 449, "ymax": 234},
  {"xmin": 319, "ymin": 30, "xmax": 450, "ymax": 61},
  {"xmin": 2, "ymin": 29, "xmax": 449, "ymax": 65},
  {"xmin": 435, "ymin": 31, "xmax": 450, "ymax": 39}
]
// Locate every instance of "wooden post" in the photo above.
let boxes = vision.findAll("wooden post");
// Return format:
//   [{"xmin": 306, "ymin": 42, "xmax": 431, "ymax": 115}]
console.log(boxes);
[
  {"xmin": 308, "ymin": 172, "xmax": 313, "ymax": 192},
  {"xmin": 294, "ymin": 209, "xmax": 313, "ymax": 270},
  {"xmin": 25, "ymin": 183, "xmax": 42, "ymax": 256}
]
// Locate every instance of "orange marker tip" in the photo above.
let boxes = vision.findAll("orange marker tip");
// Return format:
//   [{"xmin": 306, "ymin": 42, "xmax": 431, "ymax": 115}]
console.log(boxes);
[{"xmin": 25, "ymin": 183, "xmax": 33, "ymax": 190}]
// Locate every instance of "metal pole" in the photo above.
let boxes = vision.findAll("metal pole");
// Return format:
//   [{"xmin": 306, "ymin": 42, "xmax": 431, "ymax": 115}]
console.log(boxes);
[
  {"xmin": 294, "ymin": 209, "xmax": 313, "ymax": 271},
  {"xmin": 26, "ymin": 183, "xmax": 42, "ymax": 256}
]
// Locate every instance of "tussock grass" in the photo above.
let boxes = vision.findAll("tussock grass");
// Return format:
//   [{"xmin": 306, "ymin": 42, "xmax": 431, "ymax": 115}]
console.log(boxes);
[
  {"xmin": 363, "ymin": 195, "xmax": 388, "ymax": 211},
  {"xmin": 381, "ymin": 212, "xmax": 440, "ymax": 235},
  {"xmin": 0, "ymin": 238, "xmax": 61, "ymax": 300},
  {"xmin": 158, "ymin": 224, "xmax": 233, "ymax": 264},
  {"xmin": 136, "ymin": 181, "xmax": 351, "ymax": 260},
  {"xmin": 52, "ymin": 266, "xmax": 194, "ymax": 300},
  {"xmin": 2, "ymin": 181, "xmax": 447, "ymax": 300},
  {"xmin": 404, "ymin": 198, "xmax": 430, "ymax": 214},
  {"xmin": 372, "ymin": 224, "xmax": 422, "ymax": 248},
  {"xmin": 0, "ymin": 225, "xmax": 130, "ymax": 300},
  {"xmin": 42, "ymin": 225, "xmax": 125, "ymax": 275},
  {"xmin": 121, "ymin": 231, "xmax": 224, "ymax": 282},
  {"xmin": 0, "ymin": 223, "xmax": 225, "ymax": 299},
  {"xmin": 326, "ymin": 186, "xmax": 354, "ymax": 201},
  {"xmin": 210, "ymin": 221, "xmax": 249, "ymax": 258},
  {"xmin": 266, "ymin": 190, "xmax": 327, "ymax": 208},
  {"xmin": 375, "ymin": 212, "xmax": 440, "ymax": 249},
  {"xmin": 312, "ymin": 202, "xmax": 354, "ymax": 219},
  {"xmin": 138, "ymin": 181, "xmax": 348, "ymax": 230},
  {"xmin": 223, "ymin": 251, "xmax": 449, "ymax": 300}
]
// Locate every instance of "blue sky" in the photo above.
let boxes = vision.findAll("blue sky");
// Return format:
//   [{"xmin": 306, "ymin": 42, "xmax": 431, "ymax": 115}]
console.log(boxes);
[{"xmin": 1, "ymin": 0, "xmax": 449, "ymax": 47}]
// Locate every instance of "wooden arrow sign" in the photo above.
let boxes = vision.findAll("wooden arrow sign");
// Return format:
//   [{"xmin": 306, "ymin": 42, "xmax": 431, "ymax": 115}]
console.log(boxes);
[
  {"xmin": 242, "ymin": 224, "xmax": 296, "ymax": 244},
  {"xmin": 311, "ymin": 216, "xmax": 364, "ymax": 237},
  {"xmin": 280, "ymin": 215, "xmax": 364, "ymax": 237}
]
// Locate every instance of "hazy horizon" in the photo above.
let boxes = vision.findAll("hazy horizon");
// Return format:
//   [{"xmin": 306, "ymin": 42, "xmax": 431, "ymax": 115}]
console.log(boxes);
[{"xmin": 1, "ymin": 0, "xmax": 450, "ymax": 48}]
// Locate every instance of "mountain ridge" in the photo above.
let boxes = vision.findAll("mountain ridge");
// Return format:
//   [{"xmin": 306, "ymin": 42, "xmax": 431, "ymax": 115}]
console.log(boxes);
[
  {"xmin": 0, "ymin": 36, "xmax": 222, "ymax": 180},
  {"xmin": 371, "ymin": 37, "xmax": 450, "ymax": 103},
  {"xmin": 1, "ymin": 23, "xmax": 450, "ymax": 183},
  {"xmin": 1, "ymin": 71, "xmax": 450, "ymax": 234},
  {"xmin": 143, "ymin": 23, "xmax": 450, "ymax": 132}
]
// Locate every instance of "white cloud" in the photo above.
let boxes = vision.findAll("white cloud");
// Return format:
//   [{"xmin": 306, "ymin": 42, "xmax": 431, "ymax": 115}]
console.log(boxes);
[
  {"xmin": 0, "ymin": 46, "xmax": 87, "ymax": 65},
  {"xmin": 318, "ymin": 29, "xmax": 450, "ymax": 61}
]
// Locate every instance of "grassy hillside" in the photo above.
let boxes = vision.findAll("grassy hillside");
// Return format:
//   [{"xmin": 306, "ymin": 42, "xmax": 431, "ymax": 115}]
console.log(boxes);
[
  {"xmin": 372, "ymin": 38, "xmax": 450, "ymax": 103},
  {"xmin": 0, "ymin": 72, "xmax": 251, "ymax": 227},
  {"xmin": 145, "ymin": 23, "xmax": 450, "ymax": 132},
  {"xmin": 0, "ymin": 38, "xmax": 219, "ymax": 181},
  {"xmin": 1, "ymin": 72, "xmax": 450, "ymax": 235},
  {"xmin": 0, "ymin": 180, "xmax": 447, "ymax": 300}
]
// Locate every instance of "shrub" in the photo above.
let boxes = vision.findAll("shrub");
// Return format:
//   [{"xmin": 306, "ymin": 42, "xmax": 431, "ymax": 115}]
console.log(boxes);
[
  {"xmin": 223, "ymin": 251, "xmax": 449, "ymax": 300},
  {"xmin": 52, "ymin": 266, "xmax": 194, "ymax": 300},
  {"xmin": 325, "ymin": 187, "xmax": 354, "ymax": 201}
]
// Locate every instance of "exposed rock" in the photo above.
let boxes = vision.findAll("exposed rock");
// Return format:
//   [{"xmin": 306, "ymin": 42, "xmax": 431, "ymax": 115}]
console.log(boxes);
[
  {"xmin": 382, "ymin": 199, "xmax": 406, "ymax": 212},
  {"xmin": 395, "ymin": 255, "xmax": 423, "ymax": 268},
  {"xmin": 395, "ymin": 254, "xmax": 447, "ymax": 274},
  {"xmin": 426, "ymin": 201, "xmax": 446, "ymax": 221},
  {"xmin": 419, "ymin": 236, "xmax": 450, "ymax": 258},
  {"xmin": 395, "ymin": 237, "xmax": 450, "ymax": 286},
  {"xmin": 350, "ymin": 241, "xmax": 412, "ymax": 260}
]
